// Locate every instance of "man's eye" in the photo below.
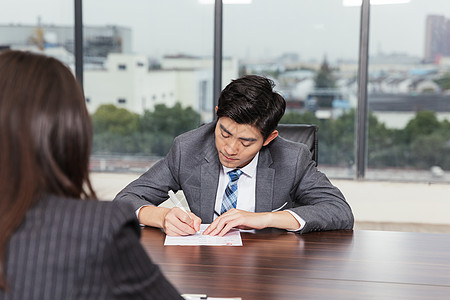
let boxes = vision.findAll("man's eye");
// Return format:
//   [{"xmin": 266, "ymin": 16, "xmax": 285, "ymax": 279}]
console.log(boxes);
[{"xmin": 222, "ymin": 132, "xmax": 230, "ymax": 138}]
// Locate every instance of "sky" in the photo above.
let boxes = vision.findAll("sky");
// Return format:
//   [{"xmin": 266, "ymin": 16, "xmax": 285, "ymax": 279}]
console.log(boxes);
[{"xmin": 2, "ymin": 0, "xmax": 450, "ymax": 62}]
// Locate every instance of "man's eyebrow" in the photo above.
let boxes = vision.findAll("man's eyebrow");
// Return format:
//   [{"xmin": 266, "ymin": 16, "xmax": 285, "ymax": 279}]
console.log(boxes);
[
  {"xmin": 239, "ymin": 136, "xmax": 257, "ymax": 142},
  {"xmin": 219, "ymin": 123, "xmax": 257, "ymax": 142},
  {"xmin": 219, "ymin": 124, "xmax": 232, "ymax": 135}
]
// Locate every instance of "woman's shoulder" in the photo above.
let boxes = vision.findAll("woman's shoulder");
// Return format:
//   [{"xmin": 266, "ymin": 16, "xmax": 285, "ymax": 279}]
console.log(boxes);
[
  {"xmin": 5, "ymin": 196, "xmax": 143, "ymax": 299},
  {"xmin": 30, "ymin": 195, "xmax": 139, "ymax": 238}
]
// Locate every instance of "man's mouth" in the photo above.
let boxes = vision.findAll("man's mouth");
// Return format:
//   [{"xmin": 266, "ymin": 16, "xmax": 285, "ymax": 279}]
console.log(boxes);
[{"xmin": 221, "ymin": 151, "xmax": 237, "ymax": 162}]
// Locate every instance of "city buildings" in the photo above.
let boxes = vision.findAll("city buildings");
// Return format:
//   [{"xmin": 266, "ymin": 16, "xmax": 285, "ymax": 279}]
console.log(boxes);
[
  {"xmin": 424, "ymin": 14, "xmax": 450, "ymax": 63},
  {"xmin": 0, "ymin": 22, "xmax": 131, "ymax": 66}
]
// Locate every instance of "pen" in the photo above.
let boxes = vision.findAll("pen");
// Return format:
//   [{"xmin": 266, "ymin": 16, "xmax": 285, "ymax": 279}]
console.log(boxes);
[
  {"xmin": 181, "ymin": 294, "xmax": 208, "ymax": 300},
  {"xmin": 168, "ymin": 191, "xmax": 199, "ymax": 233},
  {"xmin": 168, "ymin": 190, "xmax": 191, "ymax": 218}
]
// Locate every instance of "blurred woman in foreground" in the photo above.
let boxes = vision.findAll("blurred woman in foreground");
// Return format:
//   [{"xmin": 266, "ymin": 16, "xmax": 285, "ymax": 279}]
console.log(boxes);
[{"xmin": 0, "ymin": 50, "xmax": 182, "ymax": 299}]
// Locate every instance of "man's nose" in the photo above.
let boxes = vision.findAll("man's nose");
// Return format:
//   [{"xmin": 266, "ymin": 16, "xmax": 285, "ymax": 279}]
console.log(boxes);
[{"xmin": 225, "ymin": 139, "xmax": 239, "ymax": 154}]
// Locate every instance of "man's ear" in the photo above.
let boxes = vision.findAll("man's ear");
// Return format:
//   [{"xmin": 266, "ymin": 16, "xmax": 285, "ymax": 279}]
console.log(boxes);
[
  {"xmin": 262, "ymin": 130, "xmax": 278, "ymax": 146},
  {"xmin": 215, "ymin": 106, "xmax": 218, "ymax": 114}
]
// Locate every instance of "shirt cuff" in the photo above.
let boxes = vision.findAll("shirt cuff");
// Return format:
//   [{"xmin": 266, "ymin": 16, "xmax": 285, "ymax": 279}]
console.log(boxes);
[
  {"xmin": 285, "ymin": 210, "xmax": 306, "ymax": 232},
  {"xmin": 136, "ymin": 205, "xmax": 150, "ymax": 227}
]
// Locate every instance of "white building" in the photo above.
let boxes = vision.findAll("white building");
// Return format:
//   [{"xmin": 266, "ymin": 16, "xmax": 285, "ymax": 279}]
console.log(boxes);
[
  {"xmin": 84, "ymin": 53, "xmax": 239, "ymax": 122},
  {"xmin": 0, "ymin": 23, "xmax": 132, "ymax": 59}
]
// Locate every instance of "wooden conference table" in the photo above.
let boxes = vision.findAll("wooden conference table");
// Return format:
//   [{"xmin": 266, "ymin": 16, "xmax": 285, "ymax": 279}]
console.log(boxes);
[{"xmin": 140, "ymin": 228, "xmax": 450, "ymax": 299}]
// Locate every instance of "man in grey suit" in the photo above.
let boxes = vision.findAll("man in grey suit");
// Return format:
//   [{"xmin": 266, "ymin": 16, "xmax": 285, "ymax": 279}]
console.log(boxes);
[{"xmin": 114, "ymin": 75, "xmax": 354, "ymax": 236}]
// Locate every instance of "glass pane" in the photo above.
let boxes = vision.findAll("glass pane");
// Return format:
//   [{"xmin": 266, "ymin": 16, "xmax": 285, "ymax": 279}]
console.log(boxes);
[
  {"xmin": 83, "ymin": 0, "xmax": 213, "ymax": 171},
  {"xmin": 367, "ymin": 0, "xmax": 450, "ymax": 182},
  {"xmin": 223, "ymin": 0, "xmax": 360, "ymax": 177},
  {"xmin": 0, "ymin": 0, "xmax": 74, "ymax": 67}
]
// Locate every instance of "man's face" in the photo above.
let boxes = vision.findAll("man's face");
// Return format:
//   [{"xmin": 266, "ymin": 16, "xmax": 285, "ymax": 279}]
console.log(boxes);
[{"xmin": 214, "ymin": 117, "xmax": 267, "ymax": 169}]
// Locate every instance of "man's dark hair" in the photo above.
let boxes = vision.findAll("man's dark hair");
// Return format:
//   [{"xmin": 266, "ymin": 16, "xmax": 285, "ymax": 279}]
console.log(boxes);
[{"xmin": 216, "ymin": 75, "xmax": 286, "ymax": 140}]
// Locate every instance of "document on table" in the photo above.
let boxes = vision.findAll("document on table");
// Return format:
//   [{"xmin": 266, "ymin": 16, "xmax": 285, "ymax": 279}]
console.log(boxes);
[{"xmin": 164, "ymin": 224, "xmax": 242, "ymax": 246}]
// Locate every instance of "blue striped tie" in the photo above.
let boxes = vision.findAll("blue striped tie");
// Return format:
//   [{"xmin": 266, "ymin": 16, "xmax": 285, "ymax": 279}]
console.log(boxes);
[{"xmin": 221, "ymin": 169, "xmax": 243, "ymax": 214}]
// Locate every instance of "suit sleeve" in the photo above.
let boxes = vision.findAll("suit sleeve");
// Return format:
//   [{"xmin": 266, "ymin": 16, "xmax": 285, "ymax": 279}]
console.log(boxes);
[
  {"xmin": 113, "ymin": 138, "xmax": 183, "ymax": 211},
  {"xmin": 102, "ymin": 205, "xmax": 183, "ymax": 300},
  {"xmin": 288, "ymin": 147, "xmax": 354, "ymax": 233}
]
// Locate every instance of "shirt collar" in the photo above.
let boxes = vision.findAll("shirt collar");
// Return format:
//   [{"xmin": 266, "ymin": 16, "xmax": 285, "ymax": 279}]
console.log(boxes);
[{"xmin": 222, "ymin": 152, "xmax": 259, "ymax": 179}]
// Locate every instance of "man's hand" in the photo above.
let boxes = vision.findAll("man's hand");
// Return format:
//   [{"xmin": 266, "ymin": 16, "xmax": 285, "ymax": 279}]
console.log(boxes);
[
  {"xmin": 163, "ymin": 207, "xmax": 202, "ymax": 236},
  {"xmin": 203, "ymin": 209, "xmax": 270, "ymax": 236},
  {"xmin": 139, "ymin": 206, "xmax": 201, "ymax": 236},
  {"xmin": 202, "ymin": 209, "xmax": 301, "ymax": 236}
]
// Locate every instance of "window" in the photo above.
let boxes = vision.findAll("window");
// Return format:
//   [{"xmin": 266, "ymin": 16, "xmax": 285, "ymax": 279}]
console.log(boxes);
[
  {"xmin": 366, "ymin": 0, "xmax": 450, "ymax": 181},
  {"xmin": 84, "ymin": 0, "xmax": 211, "ymax": 159},
  {"xmin": 0, "ymin": 1, "xmax": 74, "ymax": 68},
  {"xmin": 2, "ymin": 0, "xmax": 449, "ymax": 234},
  {"xmin": 224, "ymin": 0, "xmax": 360, "ymax": 177}
]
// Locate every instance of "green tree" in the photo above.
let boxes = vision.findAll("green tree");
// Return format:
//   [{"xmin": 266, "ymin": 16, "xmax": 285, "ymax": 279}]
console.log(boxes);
[
  {"xmin": 280, "ymin": 111, "xmax": 319, "ymax": 124},
  {"xmin": 91, "ymin": 104, "xmax": 140, "ymax": 154},
  {"xmin": 92, "ymin": 104, "xmax": 139, "ymax": 135},
  {"xmin": 91, "ymin": 102, "xmax": 201, "ymax": 156},
  {"xmin": 314, "ymin": 57, "xmax": 336, "ymax": 89},
  {"xmin": 367, "ymin": 112, "xmax": 401, "ymax": 167},
  {"xmin": 410, "ymin": 133, "xmax": 448, "ymax": 168},
  {"xmin": 370, "ymin": 110, "xmax": 450, "ymax": 169},
  {"xmin": 140, "ymin": 102, "xmax": 201, "ymax": 137},
  {"xmin": 402, "ymin": 110, "xmax": 441, "ymax": 144},
  {"xmin": 92, "ymin": 131, "xmax": 142, "ymax": 154},
  {"xmin": 323, "ymin": 110, "xmax": 355, "ymax": 166},
  {"xmin": 279, "ymin": 110, "xmax": 354, "ymax": 166},
  {"xmin": 403, "ymin": 111, "xmax": 450, "ymax": 169},
  {"xmin": 139, "ymin": 102, "xmax": 201, "ymax": 155},
  {"xmin": 434, "ymin": 72, "xmax": 450, "ymax": 91}
]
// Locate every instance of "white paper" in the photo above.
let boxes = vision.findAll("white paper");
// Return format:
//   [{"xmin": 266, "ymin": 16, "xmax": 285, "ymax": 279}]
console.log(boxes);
[
  {"xmin": 182, "ymin": 295, "xmax": 241, "ymax": 300},
  {"xmin": 164, "ymin": 224, "xmax": 242, "ymax": 246},
  {"xmin": 183, "ymin": 296, "xmax": 241, "ymax": 300}
]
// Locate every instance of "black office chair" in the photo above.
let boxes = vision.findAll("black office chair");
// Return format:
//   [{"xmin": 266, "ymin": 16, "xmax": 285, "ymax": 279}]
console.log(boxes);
[{"xmin": 276, "ymin": 124, "xmax": 319, "ymax": 166}]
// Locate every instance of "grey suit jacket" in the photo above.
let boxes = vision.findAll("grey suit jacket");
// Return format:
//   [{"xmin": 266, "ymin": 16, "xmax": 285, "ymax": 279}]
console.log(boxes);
[
  {"xmin": 114, "ymin": 121, "xmax": 354, "ymax": 233},
  {"xmin": 1, "ymin": 195, "xmax": 182, "ymax": 300}
]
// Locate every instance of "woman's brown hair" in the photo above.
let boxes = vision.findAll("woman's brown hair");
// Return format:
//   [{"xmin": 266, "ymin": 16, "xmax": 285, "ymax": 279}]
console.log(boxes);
[{"xmin": 0, "ymin": 50, "xmax": 97, "ymax": 289}]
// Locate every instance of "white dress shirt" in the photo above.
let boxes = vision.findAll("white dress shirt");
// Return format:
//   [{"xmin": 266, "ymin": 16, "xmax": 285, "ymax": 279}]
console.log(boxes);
[{"xmin": 214, "ymin": 152, "xmax": 306, "ymax": 231}]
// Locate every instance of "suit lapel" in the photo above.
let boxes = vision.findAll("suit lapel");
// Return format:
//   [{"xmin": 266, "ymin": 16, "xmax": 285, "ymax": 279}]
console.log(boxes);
[
  {"xmin": 255, "ymin": 147, "xmax": 275, "ymax": 212},
  {"xmin": 199, "ymin": 134, "xmax": 220, "ymax": 223}
]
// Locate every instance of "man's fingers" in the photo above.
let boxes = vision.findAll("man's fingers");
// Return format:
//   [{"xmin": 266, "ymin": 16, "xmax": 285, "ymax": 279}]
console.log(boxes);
[
  {"xmin": 204, "ymin": 216, "xmax": 230, "ymax": 236},
  {"xmin": 217, "ymin": 223, "xmax": 236, "ymax": 237},
  {"xmin": 164, "ymin": 223, "xmax": 189, "ymax": 236},
  {"xmin": 164, "ymin": 208, "xmax": 199, "ymax": 235},
  {"xmin": 189, "ymin": 213, "xmax": 202, "ymax": 232},
  {"xmin": 172, "ymin": 207, "xmax": 194, "ymax": 225},
  {"xmin": 203, "ymin": 222, "xmax": 219, "ymax": 235},
  {"xmin": 165, "ymin": 221, "xmax": 196, "ymax": 235},
  {"xmin": 204, "ymin": 209, "xmax": 253, "ymax": 236}
]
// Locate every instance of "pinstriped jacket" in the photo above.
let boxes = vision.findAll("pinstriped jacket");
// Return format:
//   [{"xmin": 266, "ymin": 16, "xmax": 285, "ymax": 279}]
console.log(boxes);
[
  {"xmin": 1, "ymin": 195, "xmax": 182, "ymax": 300},
  {"xmin": 114, "ymin": 121, "xmax": 354, "ymax": 234}
]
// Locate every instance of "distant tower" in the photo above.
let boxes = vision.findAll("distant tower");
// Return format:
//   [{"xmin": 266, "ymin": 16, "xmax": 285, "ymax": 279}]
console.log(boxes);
[
  {"xmin": 445, "ymin": 19, "xmax": 450, "ymax": 56},
  {"xmin": 424, "ymin": 15, "xmax": 446, "ymax": 63}
]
